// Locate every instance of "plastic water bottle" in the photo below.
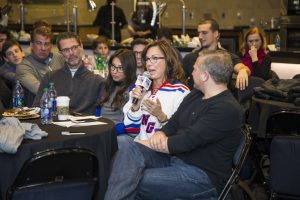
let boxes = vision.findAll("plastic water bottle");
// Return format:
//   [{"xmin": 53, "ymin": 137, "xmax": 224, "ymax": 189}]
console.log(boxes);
[
  {"xmin": 274, "ymin": 34, "xmax": 280, "ymax": 51},
  {"xmin": 48, "ymin": 82, "xmax": 57, "ymax": 116},
  {"xmin": 12, "ymin": 80, "xmax": 24, "ymax": 108},
  {"xmin": 40, "ymin": 88, "xmax": 52, "ymax": 125}
]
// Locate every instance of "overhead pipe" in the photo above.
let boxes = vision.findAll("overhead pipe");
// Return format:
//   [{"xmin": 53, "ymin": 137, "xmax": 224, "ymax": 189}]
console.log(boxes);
[
  {"xmin": 65, "ymin": 0, "xmax": 71, "ymax": 32},
  {"xmin": 179, "ymin": 0, "xmax": 186, "ymax": 36},
  {"xmin": 73, "ymin": 0, "xmax": 78, "ymax": 34},
  {"xmin": 19, "ymin": 0, "xmax": 24, "ymax": 31},
  {"xmin": 111, "ymin": 0, "xmax": 116, "ymax": 46}
]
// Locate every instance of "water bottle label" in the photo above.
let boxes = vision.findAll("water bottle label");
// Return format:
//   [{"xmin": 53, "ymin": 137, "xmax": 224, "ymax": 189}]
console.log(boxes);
[
  {"xmin": 13, "ymin": 97, "xmax": 24, "ymax": 108},
  {"xmin": 41, "ymin": 108, "xmax": 51, "ymax": 119},
  {"xmin": 52, "ymin": 99, "xmax": 57, "ymax": 112}
]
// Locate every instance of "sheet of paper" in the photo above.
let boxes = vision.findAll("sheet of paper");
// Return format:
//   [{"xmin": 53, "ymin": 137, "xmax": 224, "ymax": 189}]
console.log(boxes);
[
  {"xmin": 52, "ymin": 121, "xmax": 107, "ymax": 128},
  {"xmin": 68, "ymin": 115, "xmax": 101, "ymax": 121}
]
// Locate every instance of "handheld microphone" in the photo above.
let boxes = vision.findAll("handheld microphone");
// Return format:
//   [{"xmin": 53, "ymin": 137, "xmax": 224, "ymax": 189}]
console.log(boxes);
[{"xmin": 132, "ymin": 71, "xmax": 152, "ymax": 105}]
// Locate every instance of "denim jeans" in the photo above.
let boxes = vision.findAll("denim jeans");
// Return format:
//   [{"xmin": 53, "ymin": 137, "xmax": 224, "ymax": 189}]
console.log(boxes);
[{"xmin": 104, "ymin": 139, "xmax": 218, "ymax": 200}]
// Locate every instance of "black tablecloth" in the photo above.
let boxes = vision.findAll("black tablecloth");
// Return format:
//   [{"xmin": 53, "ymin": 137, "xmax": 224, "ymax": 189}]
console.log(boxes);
[
  {"xmin": 0, "ymin": 117, "xmax": 118, "ymax": 200},
  {"xmin": 248, "ymin": 96, "xmax": 300, "ymax": 138}
]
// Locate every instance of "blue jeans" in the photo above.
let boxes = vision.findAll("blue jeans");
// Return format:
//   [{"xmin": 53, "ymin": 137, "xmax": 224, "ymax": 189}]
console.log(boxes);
[{"xmin": 104, "ymin": 139, "xmax": 218, "ymax": 200}]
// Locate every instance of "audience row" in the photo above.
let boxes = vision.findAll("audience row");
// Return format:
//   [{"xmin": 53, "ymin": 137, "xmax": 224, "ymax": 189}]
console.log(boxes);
[{"xmin": 1, "ymin": 19, "xmax": 275, "ymax": 133}]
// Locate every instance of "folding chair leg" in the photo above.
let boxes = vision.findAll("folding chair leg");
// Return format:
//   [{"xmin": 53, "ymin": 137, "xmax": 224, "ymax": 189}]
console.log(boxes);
[{"xmin": 237, "ymin": 180, "xmax": 256, "ymax": 200}]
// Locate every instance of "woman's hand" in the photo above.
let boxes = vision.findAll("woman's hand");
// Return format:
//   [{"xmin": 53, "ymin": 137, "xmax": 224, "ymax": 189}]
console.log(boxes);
[
  {"xmin": 249, "ymin": 45, "xmax": 258, "ymax": 62},
  {"xmin": 142, "ymin": 99, "xmax": 167, "ymax": 122},
  {"xmin": 131, "ymin": 86, "xmax": 146, "ymax": 111}
]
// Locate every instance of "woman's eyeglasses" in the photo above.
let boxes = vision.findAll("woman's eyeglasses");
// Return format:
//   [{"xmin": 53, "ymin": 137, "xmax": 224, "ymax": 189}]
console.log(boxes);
[
  {"xmin": 110, "ymin": 64, "xmax": 124, "ymax": 72},
  {"xmin": 144, "ymin": 56, "xmax": 165, "ymax": 64}
]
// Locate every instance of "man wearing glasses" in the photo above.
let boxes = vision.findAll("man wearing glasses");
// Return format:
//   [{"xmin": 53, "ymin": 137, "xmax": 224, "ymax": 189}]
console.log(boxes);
[
  {"xmin": 33, "ymin": 32, "xmax": 104, "ymax": 115},
  {"xmin": 16, "ymin": 26, "xmax": 64, "ymax": 105}
]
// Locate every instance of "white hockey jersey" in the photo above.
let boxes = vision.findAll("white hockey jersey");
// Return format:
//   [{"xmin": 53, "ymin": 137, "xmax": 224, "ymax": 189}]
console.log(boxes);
[{"xmin": 123, "ymin": 81, "xmax": 190, "ymax": 140}]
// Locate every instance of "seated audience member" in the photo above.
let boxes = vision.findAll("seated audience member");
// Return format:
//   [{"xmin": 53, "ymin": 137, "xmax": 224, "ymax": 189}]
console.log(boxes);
[
  {"xmin": 240, "ymin": 27, "xmax": 274, "ymax": 80},
  {"xmin": 157, "ymin": 27, "xmax": 182, "ymax": 61},
  {"xmin": 16, "ymin": 26, "xmax": 64, "ymax": 96},
  {"xmin": 33, "ymin": 32, "xmax": 105, "ymax": 115},
  {"xmin": 123, "ymin": 40, "xmax": 190, "ymax": 139},
  {"xmin": 0, "ymin": 40, "xmax": 24, "ymax": 88},
  {"xmin": 22, "ymin": 19, "xmax": 53, "ymax": 56},
  {"xmin": 131, "ymin": 38, "xmax": 148, "ymax": 75},
  {"xmin": 104, "ymin": 50, "xmax": 244, "ymax": 200},
  {"xmin": 183, "ymin": 18, "xmax": 250, "ymax": 90},
  {"xmin": 91, "ymin": 36, "xmax": 111, "ymax": 77},
  {"xmin": 97, "ymin": 49, "xmax": 137, "ymax": 135},
  {"xmin": 0, "ymin": 25, "xmax": 10, "ymax": 66}
]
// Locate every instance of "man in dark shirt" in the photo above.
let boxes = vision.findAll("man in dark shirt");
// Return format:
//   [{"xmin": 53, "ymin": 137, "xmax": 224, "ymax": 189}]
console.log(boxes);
[
  {"xmin": 93, "ymin": 0, "xmax": 127, "ymax": 43},
  {"xmin": 33, "ymin": 32, "xmax": 104, "ymax": 115},
  {"xmin": 183, "ymin": 19, "xmax": 250, "ymax": 90},
  {"xmin": 104, "ymin": 50, "xmax": 243, "ymax": 200}
]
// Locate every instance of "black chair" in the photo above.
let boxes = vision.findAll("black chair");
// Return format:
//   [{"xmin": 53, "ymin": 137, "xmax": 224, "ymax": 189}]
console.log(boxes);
[
  {"xmin": 269, "ymin": 136, "xmax": 300, "ymax": 199},
  {"xmin": 266, "ymin": 110, "xmax": 300, "ymax": 138},
  {"xmin": 6, "ymin": 148, "xmax": 98, "ymax": 200},
  {"xmin": 254, "ymin": 110, "xmax": 300, "ymax": 195},
  {"xmin": 218, "ymin": 124, "xmax": 253, "ymax": 200}
]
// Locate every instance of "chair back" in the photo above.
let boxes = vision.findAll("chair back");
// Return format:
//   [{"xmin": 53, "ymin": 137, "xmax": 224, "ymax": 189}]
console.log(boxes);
[
  {"xmin": 230, "ymin": 76, "xmax": 265, "ymax": 120},
  {"xmin": 7, "ymin": 148, "xmax": 98, "ymax": 200},
  {"xmin": 266, "ymin": 110, "xmax": 300, "ymax": 138},
  {"xmin": 218, "ymin": 124, "xmax": 252, "ymax": 200},
  {"xmin": 269, "ymin": 136, "xmax": 300, "ymax": 199}
]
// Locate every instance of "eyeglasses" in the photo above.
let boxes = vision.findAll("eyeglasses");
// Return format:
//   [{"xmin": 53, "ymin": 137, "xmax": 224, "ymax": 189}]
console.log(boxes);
[
  {"xmin": 144, "ymin": 56, "xmax": 165, "ymax": 64},
  {"xmin": 110, "ymin": 63, "xmax": 124, "ymax": 73},
  {"xmin": 32, "ymin": 40, "xmax": 51, "ymax": 47},
  {"xmin": 60, "ymin": 45, "xmax": 80, "ymax": 54}
]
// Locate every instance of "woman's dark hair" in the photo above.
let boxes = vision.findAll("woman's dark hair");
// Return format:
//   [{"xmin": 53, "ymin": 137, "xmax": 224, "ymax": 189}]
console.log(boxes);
[
  {"xmin": 100, "ymin": 49, "xmax": 137, "ymax": 109},
  {"xmin": 141, "ymin": 40, "xmax": 186, "ymax": 85}
]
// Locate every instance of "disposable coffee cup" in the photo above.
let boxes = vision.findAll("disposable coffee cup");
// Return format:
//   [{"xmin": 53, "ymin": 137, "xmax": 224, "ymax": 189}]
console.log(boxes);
[{"xmin": 56, "ymin": 96, "xmax": 70, "ymax": 121}]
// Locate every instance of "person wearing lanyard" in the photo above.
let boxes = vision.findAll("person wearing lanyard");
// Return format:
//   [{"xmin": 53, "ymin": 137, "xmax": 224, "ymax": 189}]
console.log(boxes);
[{"xmin": 123, "ymin": 40, "xmax": 190, "ymax": 140}]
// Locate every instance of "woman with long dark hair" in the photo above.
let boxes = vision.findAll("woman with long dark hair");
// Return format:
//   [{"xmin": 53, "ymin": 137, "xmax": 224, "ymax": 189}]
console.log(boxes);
[{"xmin": 97, "ymin": 49, "xmax": 137, "ymax": 135}]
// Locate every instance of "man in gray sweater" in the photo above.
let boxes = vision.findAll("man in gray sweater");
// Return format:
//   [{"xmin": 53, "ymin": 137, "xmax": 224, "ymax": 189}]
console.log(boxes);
[
  {"xmin": 16, "ymin": 26, "xmax": 64, "ymax": 96},
  {"xmin": 33, "ymin": 32, "xmax": 104, "ymax": 115}
]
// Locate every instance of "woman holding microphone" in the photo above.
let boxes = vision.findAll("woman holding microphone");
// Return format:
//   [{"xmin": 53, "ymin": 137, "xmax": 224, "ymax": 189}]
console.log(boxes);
[{"xmin": 123, "ymin": 40, "xmax": 190, "ymax": 140}]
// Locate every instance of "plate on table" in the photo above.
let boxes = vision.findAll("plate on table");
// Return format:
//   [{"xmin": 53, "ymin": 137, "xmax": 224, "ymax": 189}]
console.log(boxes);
[{"xmin": 2, "ymin": 108, "xmax": 40, "ymax": 119}]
